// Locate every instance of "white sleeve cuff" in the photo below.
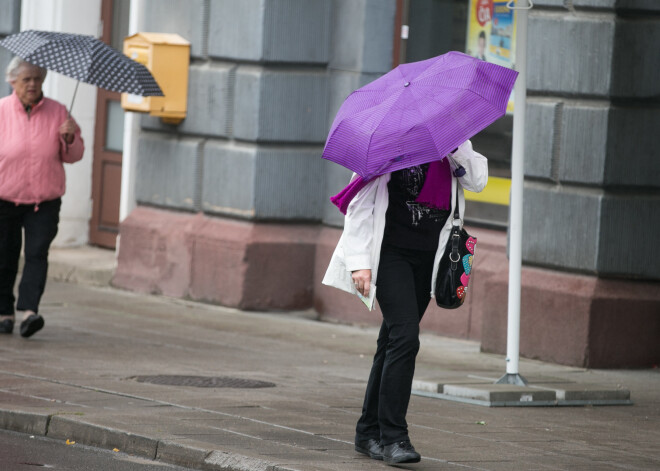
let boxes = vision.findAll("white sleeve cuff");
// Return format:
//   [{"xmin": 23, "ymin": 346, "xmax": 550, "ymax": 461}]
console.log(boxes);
[{"xmin": 345, "ymin": 254, "xmax": 371, "ymax": 272}]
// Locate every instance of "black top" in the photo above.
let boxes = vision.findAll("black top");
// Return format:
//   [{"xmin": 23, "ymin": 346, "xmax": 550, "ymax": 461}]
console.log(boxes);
[{"xmin": 383, "ymin": 164, "xmax": 450, "ymax": 251}]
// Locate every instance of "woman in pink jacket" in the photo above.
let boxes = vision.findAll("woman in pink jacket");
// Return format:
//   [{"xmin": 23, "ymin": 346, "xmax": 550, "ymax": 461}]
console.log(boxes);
[{"xmin": 0, "ymin": 57, "xmax": 84, "ymax": 338}]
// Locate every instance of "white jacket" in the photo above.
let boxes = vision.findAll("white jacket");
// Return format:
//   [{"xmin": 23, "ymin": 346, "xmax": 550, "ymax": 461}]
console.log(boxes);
[{"xmin": 322, "ymin": 140, "xmax": 488, "ymax": 303}]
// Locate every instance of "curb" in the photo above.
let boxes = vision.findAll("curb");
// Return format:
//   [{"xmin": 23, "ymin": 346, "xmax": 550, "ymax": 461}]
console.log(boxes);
[
  {"xmin": 156, "ymin": 441, "xmax": 211, "ymax": 469},
  {"xmin": 0, "ymin": 409, "xmax": 298, "ymax": 471},
  {"xmin": 47, "ymin": 415, "xmax": 158, "ymax": 459},
  {"xmin": 0, "ymin": 409, "xmax": 49, "ymax": 435}
]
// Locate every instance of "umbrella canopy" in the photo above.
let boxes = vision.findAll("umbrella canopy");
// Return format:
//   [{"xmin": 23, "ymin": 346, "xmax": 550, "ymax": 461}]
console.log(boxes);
[
  {"xmin": 0, "ymin": 30, "xmax": 163, "ymax": 97},
  {"xmin": 323, "ymin": 51, "xmax": 518, "ymax": 179}
]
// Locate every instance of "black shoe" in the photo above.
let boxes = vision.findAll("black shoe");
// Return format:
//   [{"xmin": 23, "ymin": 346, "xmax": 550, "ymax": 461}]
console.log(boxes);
[
  {"xmin": 0, "ymin": 318, "xmax": 14, "ymax": 334},
  {"xmin": 355, "ymin": 438, "xmax": 383, "ymax": 460},
  {"xmin": 20, "ymin": 314, "xmax": 44, "ymax": 338},
  {"xmin": 383, "ymin": 440, "xmax": 421, "ymax": 465}
]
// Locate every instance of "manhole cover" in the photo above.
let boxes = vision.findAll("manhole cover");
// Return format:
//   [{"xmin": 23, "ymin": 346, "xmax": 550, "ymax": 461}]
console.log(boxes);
[{"xmin": 130, "ymin": 375, "xmax": 276, "ymax": 389}]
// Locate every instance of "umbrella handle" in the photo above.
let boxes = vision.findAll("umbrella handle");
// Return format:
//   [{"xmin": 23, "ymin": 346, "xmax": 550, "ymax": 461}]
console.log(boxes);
[{"xmin": 68, "ymin": 79, "xmax": 80, "ymax": 118}]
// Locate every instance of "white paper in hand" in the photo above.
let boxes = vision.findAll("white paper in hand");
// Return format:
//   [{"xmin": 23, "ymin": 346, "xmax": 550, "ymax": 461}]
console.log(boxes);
[{"xmin": 357, "ymin": 285, "xmax": 377, "ymax": 311}]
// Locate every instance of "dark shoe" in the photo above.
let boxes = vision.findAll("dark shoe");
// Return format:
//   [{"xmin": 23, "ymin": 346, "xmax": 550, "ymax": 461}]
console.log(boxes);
[
  {"xmin": 20, "ymin": 314, "xmax": 44, "ymax": 338},
  {"xmin": 355, "ymin": 438, "xmax": 383, "ymax": 460},
  {"xmin": 383, "ymin": 440, "xmax": 421, "ymax": 465},
  {"xmin": 0, "ymin": 318, "xmax": 14, "ymax": 334}
]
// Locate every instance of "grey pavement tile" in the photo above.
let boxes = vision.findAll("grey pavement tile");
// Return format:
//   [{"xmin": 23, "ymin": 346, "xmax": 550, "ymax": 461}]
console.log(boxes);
[
  {"xmin": 458, "ymin": 432, "xmax": 560, "ymax": 443},
  {"xmin": 271, "ymin": 459, "xmax": 390, "ymax": 471},
  {"xmin": 452, "ymin": 461, "xmax": 565, "ymax": 471},
  {"xmin": 0, "ymin": 390, "xmax": 64, "ymax": 408},
  {"xmin": 257, "ymin": 449, "xmax": 350, "ymax": 462},
  {"xmin": 203, "ymin": 424, "xmax": 349, "ymax": 451},
  {"xmin": 438, "ymin": 449, "xmax": 544, "ymax": 463}
]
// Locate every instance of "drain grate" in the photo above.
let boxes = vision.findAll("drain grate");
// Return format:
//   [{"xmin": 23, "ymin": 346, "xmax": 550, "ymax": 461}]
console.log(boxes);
[{"xmin": 131, "ymin": 375, "xmax": 276, "ymax": 389}]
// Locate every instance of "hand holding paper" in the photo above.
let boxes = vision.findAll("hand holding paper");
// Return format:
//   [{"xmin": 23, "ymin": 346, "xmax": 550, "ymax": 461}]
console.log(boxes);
[{"xmin": 357, "ymin": 285, "xmax": 377, "ymax": 311}]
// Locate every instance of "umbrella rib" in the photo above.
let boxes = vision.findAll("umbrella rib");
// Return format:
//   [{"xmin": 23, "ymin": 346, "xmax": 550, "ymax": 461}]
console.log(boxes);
[
  {"xmin": 363, "ymin": 89, "xmax": 406, "ymax": 163},
  {"xmin": 417, "ymin": 88, "xmax": 490, "ymax": 111},
  {"xmin": 413, "ymin": 61, "xmax": 472, "ymax": 83}
]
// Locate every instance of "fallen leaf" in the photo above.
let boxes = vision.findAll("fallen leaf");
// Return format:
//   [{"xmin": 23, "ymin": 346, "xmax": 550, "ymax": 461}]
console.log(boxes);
[
  {"xmin": 113, "ymin": 448, "xmax": 120, "ymax": 452},
  {"xmin": 66, "ymin": 439, "xmax": 76, "ymax": 445}
]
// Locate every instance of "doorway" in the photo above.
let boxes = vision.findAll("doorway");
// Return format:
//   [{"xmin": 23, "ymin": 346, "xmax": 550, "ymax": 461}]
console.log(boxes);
[{"xmin": 89, "ymin": 0, "xmax": 129, "ymax": 248}]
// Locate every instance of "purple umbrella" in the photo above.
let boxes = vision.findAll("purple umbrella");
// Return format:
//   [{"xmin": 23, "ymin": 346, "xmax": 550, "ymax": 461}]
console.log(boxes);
[{"xmin": 322, "ymin": 51, "xmax": 518, "ymax": 179}]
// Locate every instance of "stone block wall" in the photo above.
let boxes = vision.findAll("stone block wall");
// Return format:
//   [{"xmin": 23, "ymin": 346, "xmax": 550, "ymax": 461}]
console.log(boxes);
[
  {"xmin": 323, "ymin": 0, "xmax": 397, "ymax": 228},
  {"xmin": 141, "ymin": 0, "xmax": 209, "ymax": 59},
  {"xmin": 523, "ymin": 2, "xmax": 660, "ymax": 279},
  {"xmin": 116, "ymin": 0, "xmax": 397, "ymax": 311},
  {"xmin": 135, "ymin": 133, "xmax": 203, "ymax": 211},
  {"xmin": 135, "ymin": 0, "xmax": 331, "ymax": 222},
  {"xmin": 128, "ymin": 0, "xmax": 399, "ymax": 224}
]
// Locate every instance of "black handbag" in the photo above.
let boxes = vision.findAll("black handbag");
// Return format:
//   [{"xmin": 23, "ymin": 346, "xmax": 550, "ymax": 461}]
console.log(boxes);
[{"xmin": 435, "ymin": 184, "xmax": 477, "ymax": 309}]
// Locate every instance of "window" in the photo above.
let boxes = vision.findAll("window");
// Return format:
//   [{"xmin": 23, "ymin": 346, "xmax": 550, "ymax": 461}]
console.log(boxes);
[{"xmin": 394, "ymin": 0, "xmax": 513, "ymax": 229}]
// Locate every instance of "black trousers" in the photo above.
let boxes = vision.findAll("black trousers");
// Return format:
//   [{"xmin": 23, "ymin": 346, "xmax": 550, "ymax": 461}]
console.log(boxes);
[
  {"xmin": 355, "ymin": 243, "xmax": 436, "ymax": 446},
  {"xmin": 0, "ymin": 198, "xmax": 61, "ymax": 315}
]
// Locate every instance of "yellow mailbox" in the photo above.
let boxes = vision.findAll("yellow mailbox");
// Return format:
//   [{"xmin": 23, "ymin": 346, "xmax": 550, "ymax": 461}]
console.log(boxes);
[{"xmin": 121, "ymin": 32, "xmax": 190, "ymax": 124}]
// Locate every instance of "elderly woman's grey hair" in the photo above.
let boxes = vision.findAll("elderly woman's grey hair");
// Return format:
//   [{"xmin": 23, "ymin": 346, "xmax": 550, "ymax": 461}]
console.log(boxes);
[{"xmin": 5, "ymin": 56, "xmax": 47, "ymax": 83}]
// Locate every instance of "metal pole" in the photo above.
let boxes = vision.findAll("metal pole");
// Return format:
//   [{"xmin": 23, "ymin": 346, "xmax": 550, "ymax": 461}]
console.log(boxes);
[
  {"xmin": 497, "ymin": 0, "xmax": 532, "ymax": 387},
  {"xmin": 119, "ymin": 0, "xmax": 142, "ymax": 224}
]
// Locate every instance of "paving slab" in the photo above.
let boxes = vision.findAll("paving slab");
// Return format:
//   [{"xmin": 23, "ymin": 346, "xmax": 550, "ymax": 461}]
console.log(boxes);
[
  {"xmin": 413, "ymin": 374, "xmax": 632, "ymax": 407},
  {"xmin": 44, "ymin": 246, "xmax": 116, "ymax": 287}
]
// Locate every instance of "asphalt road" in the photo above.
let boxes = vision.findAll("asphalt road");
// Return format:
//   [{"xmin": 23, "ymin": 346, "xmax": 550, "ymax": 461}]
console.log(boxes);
[{"xmin": 0, "ymin": 429, "xmax": 197, "ymax": 471}]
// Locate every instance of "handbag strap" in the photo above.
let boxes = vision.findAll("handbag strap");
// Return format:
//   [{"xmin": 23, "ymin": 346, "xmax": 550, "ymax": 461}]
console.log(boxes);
[
  {"xmin": 452, "ymin": 178, "xmax": 461, "ymax": 222},
  {"xmin": 449, "ymin": 179, "xmax": 462, "ymax": 269}
]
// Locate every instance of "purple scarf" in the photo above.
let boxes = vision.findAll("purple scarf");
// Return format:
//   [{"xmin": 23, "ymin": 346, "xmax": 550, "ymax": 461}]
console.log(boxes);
[{"xmin": 330, "ymin": 159, "xmax": 452, "ymax": 215}]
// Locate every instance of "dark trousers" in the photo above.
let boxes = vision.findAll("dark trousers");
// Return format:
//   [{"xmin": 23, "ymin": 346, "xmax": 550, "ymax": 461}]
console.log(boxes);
[
  {"xmin": 355, "ymin": 243, "xmax": 435, "ymax": 446},
  {"xmin": 0, "ymin": 198, "xmax": 61, "ymax": 315}
]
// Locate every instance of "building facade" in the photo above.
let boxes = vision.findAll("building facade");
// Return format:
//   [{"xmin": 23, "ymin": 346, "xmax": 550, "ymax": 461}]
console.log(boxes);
[{"xmin": 1, "ymin": 0, "xmax": 658, "ymax": 367}]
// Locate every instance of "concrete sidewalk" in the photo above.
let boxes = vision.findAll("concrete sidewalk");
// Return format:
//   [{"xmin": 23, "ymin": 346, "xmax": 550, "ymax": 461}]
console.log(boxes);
[
  {"xmin": 0, "ymin": 249, "xmax": 658, "ymax": 470},
  {"xmin": 46, "ymin": 245, "xmax": 117, "ymax": 287}
]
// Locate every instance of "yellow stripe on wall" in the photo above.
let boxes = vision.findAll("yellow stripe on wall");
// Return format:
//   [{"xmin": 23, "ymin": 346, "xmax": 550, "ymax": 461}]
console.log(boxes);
[{"xmin": 464, "ymin": 176, "xmax": 511, "ymax": 206}]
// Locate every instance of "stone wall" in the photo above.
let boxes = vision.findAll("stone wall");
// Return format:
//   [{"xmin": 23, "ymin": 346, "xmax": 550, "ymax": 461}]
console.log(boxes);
[
  {"xmin": 134, "ymin": 0, "xmax": 331, "ymax": 220},
  {"xmin": 522, "ymin": 0, "xmax": 660, "ymax": 279},
  {"xmin": 114, "ymin": 0, "xmax": 398, "ymax": 310}
]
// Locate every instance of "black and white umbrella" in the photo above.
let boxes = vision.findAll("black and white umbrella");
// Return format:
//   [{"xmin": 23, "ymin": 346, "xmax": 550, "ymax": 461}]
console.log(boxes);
[{"xmin": 0, "ymin": 30, "xmax": 163, "ymax": 111}]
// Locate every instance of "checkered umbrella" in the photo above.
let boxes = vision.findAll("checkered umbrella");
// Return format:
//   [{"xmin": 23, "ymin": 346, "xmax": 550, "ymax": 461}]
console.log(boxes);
[{"xmin": 0, "ymin": 30, "xmax": 163, "ymax": 104}]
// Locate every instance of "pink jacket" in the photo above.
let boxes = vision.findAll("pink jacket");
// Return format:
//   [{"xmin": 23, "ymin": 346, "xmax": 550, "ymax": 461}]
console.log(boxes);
[{"xmin": 0, "ymin": 91, "xmax": 84, "ymax": 205}]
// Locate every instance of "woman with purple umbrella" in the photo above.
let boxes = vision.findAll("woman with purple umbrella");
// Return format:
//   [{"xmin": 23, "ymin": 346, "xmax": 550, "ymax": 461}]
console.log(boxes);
[
  {"xmin": 322, "ymin": 52, "xmax": 515, "ymax": 465},
  {"xmin": 324, "ymin": 141, "xmax": 487, "ymax": 464},
  {"xmin": 0, "ymin": 57, "xmax": 84, "ymax": 338}
]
